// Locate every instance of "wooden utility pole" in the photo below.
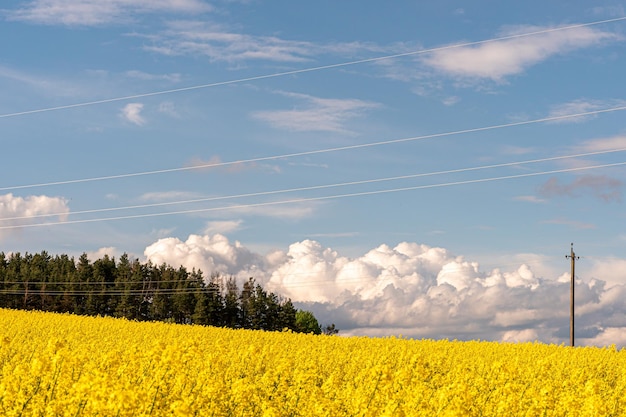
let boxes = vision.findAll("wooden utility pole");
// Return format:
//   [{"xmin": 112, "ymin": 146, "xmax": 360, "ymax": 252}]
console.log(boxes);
[{"xmin": 565, "ymin": 243, "xmax": 579, "ymax": 347}]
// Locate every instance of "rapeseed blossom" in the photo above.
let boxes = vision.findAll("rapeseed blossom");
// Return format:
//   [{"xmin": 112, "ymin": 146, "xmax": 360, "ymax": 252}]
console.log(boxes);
[{"xmin": 1, "ymin": 308, "xmax": 625, "ymax": 416}]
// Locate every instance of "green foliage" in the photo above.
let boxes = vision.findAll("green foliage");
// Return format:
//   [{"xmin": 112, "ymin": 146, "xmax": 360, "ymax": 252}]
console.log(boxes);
[
  {"xmin": 296, "ymin": 310, "xmax": 322, "ymax": 334},
  {"xmin": 0, "ymin": 251, "xmax": 323, "ymax": 334},
  {"xmin": 323, "ymin": 323, "xmax": 339, "ymax": 335}
]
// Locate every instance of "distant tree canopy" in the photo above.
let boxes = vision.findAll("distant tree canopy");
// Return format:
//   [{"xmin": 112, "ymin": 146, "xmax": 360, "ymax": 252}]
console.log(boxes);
[
  {"xmin": 295, "ymin": 310, "xmax": 322, "ymax": 334},
  {"xmin": 0, "ymin": 251, "xmax": 334, "ymax": 334}
]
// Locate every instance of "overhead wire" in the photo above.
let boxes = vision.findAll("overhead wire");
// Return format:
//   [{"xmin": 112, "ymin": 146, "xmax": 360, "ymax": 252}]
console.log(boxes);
[
  {"xmin": 0, "ymin": 255, "xmax": 580, "ymax": 297},
  {"xmin": 2, "ymin": 104, "xmax": 626, "ymax": 192},
  {"xmin": 2, "ymin": 160, "xmax": 625, "ymax": 231},
  {"xmin": 0, "ymin": 16, "xmax": 625, "ymax": 193},
  {"xmin": 0, "ymin": 16, "xmax": 624, "ymax": 121},
  {"xmin": 0, "ymin": 15, "xmax": 624, "ymax": 274},
  {"xmin": 1, "ymin": 146, "xmax": 626, "ymax": 222},
  {"xmin": 1, "ymin": 18, "xmax": 624, "ymax": 309}
]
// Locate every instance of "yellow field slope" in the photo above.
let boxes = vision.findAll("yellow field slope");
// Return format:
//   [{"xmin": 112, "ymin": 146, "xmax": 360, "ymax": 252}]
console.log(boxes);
[{"xmin": 1, "ymin": 308, "xmax": 625, "ymax": 416}]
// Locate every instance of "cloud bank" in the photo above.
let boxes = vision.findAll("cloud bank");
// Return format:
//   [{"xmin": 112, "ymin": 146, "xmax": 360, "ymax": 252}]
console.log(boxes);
[{"xmin": 144, "ymin": 233, "xmax": 626, "ymax": 347}]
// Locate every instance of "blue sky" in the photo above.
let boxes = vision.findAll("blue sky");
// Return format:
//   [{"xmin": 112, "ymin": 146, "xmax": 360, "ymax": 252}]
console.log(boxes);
[{"xmin": 2, "ymin": 1, "xmax": 626, "ymax": 345}]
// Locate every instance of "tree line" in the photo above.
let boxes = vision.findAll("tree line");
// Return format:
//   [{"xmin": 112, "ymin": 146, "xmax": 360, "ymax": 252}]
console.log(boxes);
[{"xmin": 0, "ymin": 251, "xmax": 336, "ymax": 334}]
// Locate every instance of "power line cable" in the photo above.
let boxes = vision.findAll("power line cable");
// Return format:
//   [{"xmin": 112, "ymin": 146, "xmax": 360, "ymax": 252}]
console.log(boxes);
[
  {"xmin": 0, "ymin": 257, "xmax": 561, "ymax": 287},
  {"xmin": 0, "ymin": 16, "xmax": 624, "ymax": 121},
  {"xmin": 2, "ymin": 160, "xmax": 625, "ymax": 231},
  {"xmin": 2, "ymin": 104, "xmax": 626, "ymax": 192},
  {"xmin": 1, "ymin": 146, "xmax": 625, "ymax": 222},
  {"xmin": 0, "ymin": 257, "xmax": 586, "ymax": 296}
]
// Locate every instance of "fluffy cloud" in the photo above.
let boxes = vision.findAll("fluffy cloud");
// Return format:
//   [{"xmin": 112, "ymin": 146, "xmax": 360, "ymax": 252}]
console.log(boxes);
[
  {"xmin": 422, "ymin": 25, "xmax": 618, "ymax": 81},
  {"xmin": 0, "ymin": 193, "xmax": 70, "ymax": 237},
  {"xmin": 144, "ymin": 234, "xmax": 264, "ymax": 278},
  {"xmin": 8, "ymin": 0, "xmax": 211, "ymax": 26},
  {"xmin": 121, "ymin": 103, "xmax": 146, "ymax": 126},
  {"xmin": 86, "ymin": 246, "xmax": 119, "ymax": 261},
  {"xmin": 142, "ymin": 233, "xmax": 626, "ymax": 347}
]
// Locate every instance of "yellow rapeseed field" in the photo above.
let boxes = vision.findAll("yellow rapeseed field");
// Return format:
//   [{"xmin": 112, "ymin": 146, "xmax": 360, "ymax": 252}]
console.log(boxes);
[{"xmin": 1, "ymin": 308, "xmax": 625, "ymax": 416}]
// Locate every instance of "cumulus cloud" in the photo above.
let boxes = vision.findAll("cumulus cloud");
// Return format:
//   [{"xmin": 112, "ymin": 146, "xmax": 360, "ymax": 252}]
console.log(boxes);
[
  {"xmin": 8, "ymin": 0, "xmax": 211, "ymax": 26},
  {"xmin": 586, "ymin": 258, "xmax": 626, "ymax": 288},
  {"xmin": 421, "ymin": 25, "xmax": 618, "ymax": 82},
  {"xmin": 144, "ymin": 234, "xmax": 264, "ymax": 278},
  {"xmin": 142, "ymin": 233, "xmax": 626, "ymax": 347},
  {"xmin": 252, "ymin": 91, "xmax": 380, "ymax": 134},
  {"xmin": 0, "ymin": 193, "xmax": 70, "ymax": 238},
  {"xmin": 121, "ymin": 103, "xmax": 146, "ymax": 125},
  {"xmin": 86, "ymin": 247, "xmax": 119, "ymax": 261}
]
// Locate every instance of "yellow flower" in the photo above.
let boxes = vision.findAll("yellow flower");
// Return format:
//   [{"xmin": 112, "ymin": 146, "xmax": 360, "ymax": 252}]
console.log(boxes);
[{"xmin": 2, "ymin": 308, "xmax": 626, "ymax": 417}]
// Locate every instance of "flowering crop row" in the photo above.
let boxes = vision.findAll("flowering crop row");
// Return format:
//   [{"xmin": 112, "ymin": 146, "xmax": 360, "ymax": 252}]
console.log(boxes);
[{"xmin": 1, "ymin": 308, "xmax": 625, "ymax": 416}]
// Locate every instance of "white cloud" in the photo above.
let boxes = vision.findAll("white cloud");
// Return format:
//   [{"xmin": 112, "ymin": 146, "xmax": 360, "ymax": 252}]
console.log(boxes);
[
  {"xmin": 575, "ymin": 135, "xmax": 626, "ymax": 153},
  {"xmin": 0, "ymin": 193, "xmax": 70, "ymax": 238},
  {"xmin": 252, "ymin": 92, "xmax": 380, "ymax": 134},
  {"xmin": 587, "ymin": 258, "xmax": 626, "ymax": 288},
  {"xmin": 547, "ymin": 99, "xmax": 626, "ymax": 123},
  {"xmin": 144, "ymin": 20, "xmax": 315, "ymax": 62},
  {"xmin": 144, "ymin": 234, "xmax": 264, "ymax": 277},
  {"xmin": 226, "ymin": 201, "xmax": 320, "ymax": 220},
  {"xmin": 8, "ymin": 0, "xmax": 211, "ymax": 26},
  {"xmin": 86, "ymin": 247, "xmax": 119, "ymax": 261},
  {"xmin": 204, "ymin": 220, "xmax": 242, "ymax": 235},
  {"xmin": 441, "ymin": 96, "xmax": 460, "ymax": 106},
  {"xmin": 513, "ymin": 195, "xmax": 546, "ymax": 204},
  {"xmin": 501, "ymin": 329, "xmax": 539, "ymax": 343},
  {"xmin": 125, "ymin": 70, "xmax": 181, "ymax": 83},
  {"xmin": 422, "ymin": 25, "xmax": 619, "ymax": 81},
  {"xmin": 143, "ymin": 20, "xmax": 389, "ymax": 63},
  {"xmin": 121, "ymin": 103, "xmax": 146, "ymax": 125},
  {"xmin": 137, "ymin": 189, "xmax": 317, "ymax": 220},
  {"xmin": 140, "ymin": 234, "xmax": 626, "ymax": 346}
]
